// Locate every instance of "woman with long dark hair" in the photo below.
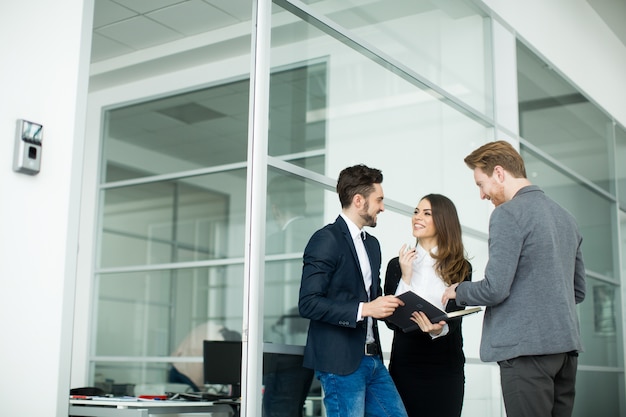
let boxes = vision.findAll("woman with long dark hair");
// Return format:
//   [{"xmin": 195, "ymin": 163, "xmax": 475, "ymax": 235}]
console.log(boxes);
[{"xmin": 384, "ymin": 194, "xmax": 472, "ymax": 417}]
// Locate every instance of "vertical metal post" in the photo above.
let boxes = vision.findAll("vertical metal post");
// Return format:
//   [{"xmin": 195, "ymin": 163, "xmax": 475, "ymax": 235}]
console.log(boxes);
[{"xmin": 242, "ymin": 0, "xmax": 272, "ymax": 416}]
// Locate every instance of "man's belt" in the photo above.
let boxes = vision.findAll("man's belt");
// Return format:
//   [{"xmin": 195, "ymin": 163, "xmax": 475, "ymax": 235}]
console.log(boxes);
[{"xmin": 365, "ymin": 343, "xmax": 379, "ymax": 356}]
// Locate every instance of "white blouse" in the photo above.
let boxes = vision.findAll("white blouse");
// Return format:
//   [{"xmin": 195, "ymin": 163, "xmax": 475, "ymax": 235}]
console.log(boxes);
[{"xmin": 395, "ymin": 244, "xmax": 449, "ymax": 338}]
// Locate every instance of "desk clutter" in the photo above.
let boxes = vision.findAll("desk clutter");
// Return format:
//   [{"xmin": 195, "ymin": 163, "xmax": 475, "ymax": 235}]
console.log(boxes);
[
  {"xmin": 69, "ymin": 399, "xmax": 237, "ymax": 417},
  {"xmin": 70, "ymin": 388, "xmax": 240, "ymax": 403},
  {"xmin": 167, "ymin": 391, "xmax": 240, "ymax": 401},
  {"xmin": 69, "ymin": 390, "xmax": 240, "ymax": 417}
]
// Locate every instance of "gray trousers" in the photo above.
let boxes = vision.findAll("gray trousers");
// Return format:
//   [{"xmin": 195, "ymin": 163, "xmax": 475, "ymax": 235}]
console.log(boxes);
[{"xmin": 498, "ymin": 352, "xmax": 578, "ymax": 417}]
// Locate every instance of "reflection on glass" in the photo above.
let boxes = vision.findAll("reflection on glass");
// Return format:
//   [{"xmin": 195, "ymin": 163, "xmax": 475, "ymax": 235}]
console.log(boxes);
[
  {"xmin": 95, "ymin": 265, "xmax": 244, "ymax": 393},
  {"xmin": 91, "ymin": 0, "xmax": 257, "ymax": 407},
  {"xmin": 103, "ymin": 80, "xmax": 251, "ymax": 182},
  {"xmin": 171, "ymin": 324, "xmax": 242, "ymax": 392},
  {"xmin": 616, "ymin": 125, "xmax": 626, "ymax": 208},
  {"xmin": 100, "ymin": 171, "xmax": 246, "ymax": 268},
  {"xmin": 270, "ymin": 1, "xmax": 488, "ymax": 232},
  {"xmin": 521, "ymin": 148, "xmax": 614, "ymax": 279},
  {"xmin": 295, "ymin": 0, "xmax": 492, "ymax": 114},
  {"xmin": 264, "ymin": 172, "xmax": 324, "ymax": 345},
  {"xmin": 517, "ymin": 42, "xmax": 614, "ymax": 192},
  {"xmin": 593, "ymin": 285, "xmax": 616, "ymax": 336},
  {"xmin": 103, "ymin": 62, "xmax": 329, "ymax": 182},
  {"xmin": 268, "ymin": 62, "xmax": 327, "ymax": 166},
  {"xmin": 92, "ymin": 362, "xmax": 171, "ymax": 397},
  {"xmin": 96, "ymin": 266, "xmax": 244, "ymax": 354},
  {"xmin": 263, "ymin": 170, "xmax": 324, "ymax": 417},
  {"xmin": 97, "ymin": 272, "xmax": 171, "ymax": 357},
  {"xmin": 574, "ymin": 370, "xmax": 622, "ymax": 417},
  {"xmin": 567, "ymin": 276, "xmax": 618, "ymax": 369},
  {"xmin": 281, "ymin": 155, "xmax": 325, "ymax": 175},
  {"xmin": 622, "ymin": 211, "xmax": 626, "ymax": 282}
]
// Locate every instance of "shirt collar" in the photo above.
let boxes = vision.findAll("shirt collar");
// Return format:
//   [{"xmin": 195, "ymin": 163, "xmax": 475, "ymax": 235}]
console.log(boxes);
[
  {"xmin": 340, "ymin": 213, "xmax": 363, "ymax": 240},
  {"xmin": 417, "ymin": 243, "xmax": 437, "ymax": 255},
  {"xmin": 513, "ymin": 184, "xmax": 542, "ymax": 199}
]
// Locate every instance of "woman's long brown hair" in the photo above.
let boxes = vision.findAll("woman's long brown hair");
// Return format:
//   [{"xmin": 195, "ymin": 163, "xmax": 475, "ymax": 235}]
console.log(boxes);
[{"xmin": 418, "ymin": 194, "xmax": 470, "ymax": 286}]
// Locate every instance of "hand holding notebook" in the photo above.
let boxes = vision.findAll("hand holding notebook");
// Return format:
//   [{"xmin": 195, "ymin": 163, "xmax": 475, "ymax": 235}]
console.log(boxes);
[{"xmin": 387, "ymin": 290, "xmax": 481, "ymax": 333}]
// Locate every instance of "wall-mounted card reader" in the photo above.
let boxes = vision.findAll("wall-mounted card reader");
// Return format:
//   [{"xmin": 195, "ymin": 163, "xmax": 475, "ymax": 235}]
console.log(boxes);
[{"xmin": 13, "ymin": 119, "xmax": 43, "ymax": 175}]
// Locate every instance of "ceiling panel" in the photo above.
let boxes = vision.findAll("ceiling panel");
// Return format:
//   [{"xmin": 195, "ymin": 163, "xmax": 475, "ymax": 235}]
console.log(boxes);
[
  {"xmin": 205, "ymin": 0, "xmax": 254, "ymax": 21},
  {"xmin": 91, "ymin": 0, "xmax": 626, "ymax": 65},
  {"xmin": 147, "ymin": 0, "xmax": 239, "ymax": 36},
  {"xmin": 93, "ymin": 0, "xmax": 137, "ymax": 28},
  {"xmin": 96, "ymin": 15, "xmax": 184, "ymax": 49},
  {"xmin": 112, "ymin": 0, "xmax": 188, "ymax": 14},
  {"xmin": 91, "ymin": 32, "xmax": 135, "ymax": 62}
]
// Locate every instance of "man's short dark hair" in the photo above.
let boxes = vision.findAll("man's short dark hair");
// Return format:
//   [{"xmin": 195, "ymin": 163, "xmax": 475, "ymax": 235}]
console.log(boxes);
[{"xmin": 336, "ymin": 164, "xmax": 383, "ymax": 208}]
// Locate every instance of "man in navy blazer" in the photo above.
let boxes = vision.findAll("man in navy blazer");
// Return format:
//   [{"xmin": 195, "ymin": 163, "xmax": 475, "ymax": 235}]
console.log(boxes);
[{"xmin": 299, "ymin": 164, "xmax": 407, "ymax": 417}]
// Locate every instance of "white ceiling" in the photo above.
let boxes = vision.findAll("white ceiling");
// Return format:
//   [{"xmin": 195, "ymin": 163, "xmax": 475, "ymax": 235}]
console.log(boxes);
[
  {"xmin": 91, "ymin": 0, "xmax": 626, "ymax": 64},
  {"xmin": 91, "ymin": 0, "xmax": 254, "ymax": 62}
]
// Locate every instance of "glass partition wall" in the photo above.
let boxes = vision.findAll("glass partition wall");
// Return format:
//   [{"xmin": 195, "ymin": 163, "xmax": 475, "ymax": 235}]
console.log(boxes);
[
  {"xmin": 85, "ymin": 1, "xmax": 625, "ymax": 416},
  {"xmin": 517, "ymin": 41, "xmax": 625, "ymax": 417}
]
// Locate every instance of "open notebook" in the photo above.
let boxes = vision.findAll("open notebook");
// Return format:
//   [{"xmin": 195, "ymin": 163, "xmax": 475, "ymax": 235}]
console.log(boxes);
[{"xmin": 387, "ymin": 290, "xmax": 481, "ymax": 333}]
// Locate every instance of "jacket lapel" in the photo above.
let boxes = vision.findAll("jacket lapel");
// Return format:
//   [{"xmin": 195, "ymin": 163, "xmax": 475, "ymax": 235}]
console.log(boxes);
[{"xmin": 336, "ymin": 216, "xmax": 369, "ymax": 298}]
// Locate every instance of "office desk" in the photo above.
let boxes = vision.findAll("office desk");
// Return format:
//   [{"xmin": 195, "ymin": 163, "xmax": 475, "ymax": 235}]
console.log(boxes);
[{"xmin": 69, "ymin": 398, "xmax": 236, "ymax": 417}]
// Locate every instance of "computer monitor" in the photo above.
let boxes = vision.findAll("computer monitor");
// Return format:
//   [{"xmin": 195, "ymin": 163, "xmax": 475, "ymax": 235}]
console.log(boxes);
[{"xmin": 203, "ymin": 340, "xmax": 242, "ymax": 398}]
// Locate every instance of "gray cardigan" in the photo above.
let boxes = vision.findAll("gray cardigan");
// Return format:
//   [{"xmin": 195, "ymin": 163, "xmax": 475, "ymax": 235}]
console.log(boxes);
[{"xmin": 456, "ymin": 185, "xmax": 586, "ymax": 362}]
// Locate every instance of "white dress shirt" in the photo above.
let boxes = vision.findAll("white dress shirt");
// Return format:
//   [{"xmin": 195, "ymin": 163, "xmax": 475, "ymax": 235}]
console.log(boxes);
[
  {"xmin": 340, "ymin": 213, "xmax": 375, "ymax": 344},
  {"xmin": 395, "ymin": 244, "xmax": 449, "ymax": 338}
]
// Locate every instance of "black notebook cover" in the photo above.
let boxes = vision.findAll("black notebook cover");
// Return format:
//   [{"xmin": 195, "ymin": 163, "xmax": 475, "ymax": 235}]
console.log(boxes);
[{"xmin": 387, "ymin": 291, "xmax": 481, "ymax": 333}]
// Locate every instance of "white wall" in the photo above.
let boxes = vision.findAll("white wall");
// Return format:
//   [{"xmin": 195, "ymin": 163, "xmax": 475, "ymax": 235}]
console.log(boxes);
[
  {"xmin": 481, "ymin": 0, "xmax": 626, "ymax": 128},
  {"xmin": 0, "ymin": 1, "xmax": 93, "ymax": 415}
]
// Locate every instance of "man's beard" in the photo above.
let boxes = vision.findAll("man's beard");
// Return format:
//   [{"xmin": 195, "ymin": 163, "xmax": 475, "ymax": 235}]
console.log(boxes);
[{"xmin": 360, "ymin": 201, "xmax": 377, "ymax": 227}]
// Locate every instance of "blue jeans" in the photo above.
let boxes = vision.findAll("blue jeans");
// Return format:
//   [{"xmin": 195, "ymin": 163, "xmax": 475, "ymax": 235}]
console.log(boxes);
[{"xmin": 316, "ymin": 356, "xmax": 408, "ymax": 417}]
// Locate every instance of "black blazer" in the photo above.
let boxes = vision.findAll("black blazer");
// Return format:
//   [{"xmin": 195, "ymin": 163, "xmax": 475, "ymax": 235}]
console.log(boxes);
[
  {"xmin": 383, "ymin": 257, "xmax": 472, "ymax": 370},
  {"xmin": 299, "ymin": 216, "xmax": 383, "ymax": 375}
]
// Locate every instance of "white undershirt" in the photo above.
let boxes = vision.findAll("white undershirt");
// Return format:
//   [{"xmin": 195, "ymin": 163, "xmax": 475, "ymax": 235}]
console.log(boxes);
[
  {"xmin": 395, "ymin": 244, "xmax": 449, "ymax": 338},
  {"xmin": 340, "ymin": 213, "xmax": 375, "ymax": 344}
]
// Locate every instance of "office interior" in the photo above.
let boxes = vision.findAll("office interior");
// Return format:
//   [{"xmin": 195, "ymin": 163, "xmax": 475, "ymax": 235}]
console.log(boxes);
[{"xmin": 1, "ymin": 0, "xmax": 625, "ymax": 416}]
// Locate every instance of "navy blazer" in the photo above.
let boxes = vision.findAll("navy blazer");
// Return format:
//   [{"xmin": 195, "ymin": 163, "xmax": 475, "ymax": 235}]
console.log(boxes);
[{"xmin": 299, "ymin": 216, "xmax": 383, "ymax": 375}]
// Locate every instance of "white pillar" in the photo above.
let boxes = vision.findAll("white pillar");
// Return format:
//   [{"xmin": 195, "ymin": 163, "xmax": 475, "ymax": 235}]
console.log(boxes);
[
  {"xmin": 0, "ymin": 1, "xmax": 93, "ymax": 415},
  {"xmin": 242, "ymin": 0, "xmax": 272, "ymax": 416}
]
